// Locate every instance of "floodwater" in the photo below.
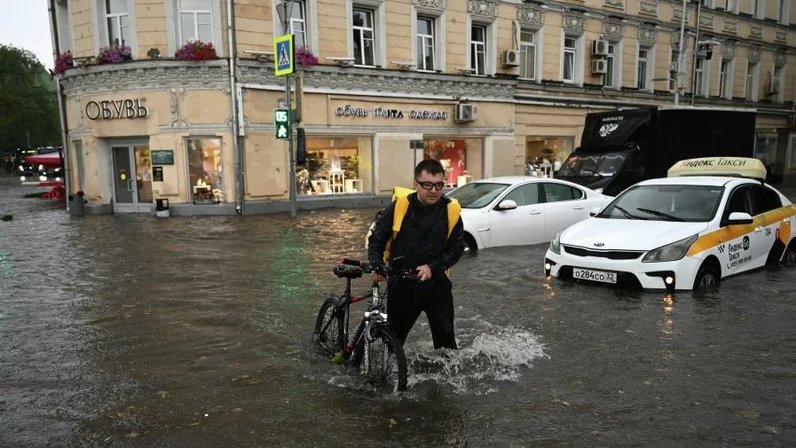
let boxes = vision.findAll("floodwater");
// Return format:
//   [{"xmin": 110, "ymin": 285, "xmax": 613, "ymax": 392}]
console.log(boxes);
[{"xmin": 2, "ymin": 175, "xmax": 796, "ymax": 447}]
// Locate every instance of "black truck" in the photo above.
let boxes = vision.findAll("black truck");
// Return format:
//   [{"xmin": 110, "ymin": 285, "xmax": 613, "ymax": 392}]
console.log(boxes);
[{"xmin": 555, "ymin": 107, "xmax": 756, "ymax": 196}]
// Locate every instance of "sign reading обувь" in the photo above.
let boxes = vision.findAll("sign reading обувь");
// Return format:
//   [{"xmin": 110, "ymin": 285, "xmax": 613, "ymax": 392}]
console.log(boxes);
[{"xmin": 85, "ymin": 99, "xmax": 149, "ymax": 120}]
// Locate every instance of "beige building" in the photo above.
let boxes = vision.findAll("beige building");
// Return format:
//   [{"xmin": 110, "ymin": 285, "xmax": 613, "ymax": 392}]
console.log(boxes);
[{"xmin": 49, "ymin": 0, "xmax": 796, "ymax": 214}]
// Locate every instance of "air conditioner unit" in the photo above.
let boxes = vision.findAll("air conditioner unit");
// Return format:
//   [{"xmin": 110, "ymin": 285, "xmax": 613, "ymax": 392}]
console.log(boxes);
[
  {"xmin": 591, "ymin": 59, "xmax": 608, "ymax": 75},
  {"xmin": 502, "ymin": 49, "xmax": 520, "ymax": 67},
  {"xmin": 592, "ymin": 39, "xmax": 609, "ymax": 57},
  {"xmin": 455, "ymin": 103, "xmax": 479, "ymax": 123},
  {"xmin": 767, "ymin": 80, "xmax": 780, "ymax": 95}
]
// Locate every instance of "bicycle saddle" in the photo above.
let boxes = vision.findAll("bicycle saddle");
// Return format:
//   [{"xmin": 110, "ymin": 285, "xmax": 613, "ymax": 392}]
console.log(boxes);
[{"xmin": 334, "ymin": 264, "xmax": 363, "ymax": 279}]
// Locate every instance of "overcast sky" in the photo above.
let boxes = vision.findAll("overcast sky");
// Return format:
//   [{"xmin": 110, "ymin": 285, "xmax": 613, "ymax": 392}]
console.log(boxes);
[{"xmin": 0, "ymin": 0, "xmax": 55, "ymax": 70}]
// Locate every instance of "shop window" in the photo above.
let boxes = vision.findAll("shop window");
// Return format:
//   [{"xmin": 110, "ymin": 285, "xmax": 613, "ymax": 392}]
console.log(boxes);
[
  {"xmin": 299, "ymin": 137, "xmax": 372, "ymax": 195},
  {"xmin": 187, "ymin": 137, "xmax": 223, "ymax": 204},
  {"xmin": 525, "ymin": 137, "xmax": 574, "ymax": 177},
  {"xmin": 135, "ymin": 145, "xmax": 153, "ymax": 203},
  {"xmin": 423, "ymin": 139, "xmax": 480, "ymax": 188}
]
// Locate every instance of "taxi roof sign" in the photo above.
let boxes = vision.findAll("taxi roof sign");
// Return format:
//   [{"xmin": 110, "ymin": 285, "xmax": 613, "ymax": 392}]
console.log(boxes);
[{"xmin": 667, "ymin": 157, "xmax": 767, "ymax": 180}]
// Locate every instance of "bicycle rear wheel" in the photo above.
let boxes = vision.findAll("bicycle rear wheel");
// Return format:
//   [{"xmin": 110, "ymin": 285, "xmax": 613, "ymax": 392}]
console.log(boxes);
[
  {"xmin": 352, "ymin": 324, "xmax": 408, "ymax": 393},
  {"xmin": 313, "ymin": 297, "xmax": 343, "ymax": 357}
]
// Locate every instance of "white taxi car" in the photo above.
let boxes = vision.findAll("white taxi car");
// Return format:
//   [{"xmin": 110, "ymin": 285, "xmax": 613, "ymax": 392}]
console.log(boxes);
[
  {"xmin": 446, "ymin": 176, "xmax": 610, "ymax": 253},
  {"xmin": 544, "ymin": 157, "xmax": 796, "ymax": 291}
]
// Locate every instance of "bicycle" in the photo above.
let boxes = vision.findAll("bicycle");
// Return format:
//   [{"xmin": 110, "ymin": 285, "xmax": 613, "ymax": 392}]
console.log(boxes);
[{"xmin": 313, "ymin": 257, "xmax": 410, "ymax": 393}]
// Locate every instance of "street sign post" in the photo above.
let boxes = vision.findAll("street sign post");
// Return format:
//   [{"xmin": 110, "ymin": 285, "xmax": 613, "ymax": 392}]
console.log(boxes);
[{"xmin": 274, "ymin": 108, "xmax": 291, "ymax": 139}]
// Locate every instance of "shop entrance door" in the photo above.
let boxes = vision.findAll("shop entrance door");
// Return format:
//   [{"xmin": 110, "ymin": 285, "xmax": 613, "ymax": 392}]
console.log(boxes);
[{"xmin": 111, "ymin": 144, "xmax": 153, "ymax": 213}]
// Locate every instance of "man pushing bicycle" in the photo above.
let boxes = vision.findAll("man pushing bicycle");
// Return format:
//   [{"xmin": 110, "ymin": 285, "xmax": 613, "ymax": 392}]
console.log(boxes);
[{"xmin": 367, "ymin": 159, "xmax": 465, "ymax": 350}]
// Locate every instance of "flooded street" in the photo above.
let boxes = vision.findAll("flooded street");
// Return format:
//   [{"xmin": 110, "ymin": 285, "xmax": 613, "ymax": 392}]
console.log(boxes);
[{"xmin": 2, "ymin": 175, "xmax": 796, "ymax": 447}]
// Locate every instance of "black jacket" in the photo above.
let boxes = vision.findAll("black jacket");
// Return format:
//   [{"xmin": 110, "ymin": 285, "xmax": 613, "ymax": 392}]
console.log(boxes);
[{"xmin": 367, "ymin": 193, "xmax": 464, "ymax": 282}]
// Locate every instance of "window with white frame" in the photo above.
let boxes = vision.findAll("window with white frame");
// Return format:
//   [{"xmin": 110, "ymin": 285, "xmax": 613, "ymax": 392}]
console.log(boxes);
[
  {"xmin": 178, "ymin": 0, "xmax": 213, "ymax": 44},
  {"xmin": 752, "ymin": 0, "xmax": 763, "ymax": 19},
  {"xmin": 695, "ymin": 58, "xmax": 706, "ymax": 96},
  {"xmin": 562, "ymin": 35, "xmax": 577, "ymax": 83},
  {"xmin": 289, "ymin": 1, "xmax": 307, "ymax": 49},
  {"xmin": 745, "ymin": 62, "xmax": 758, "ymax": 100},
  {"xmin": 104, "ymin": 0, "xmax": 130, "ymax": 46},
  {"xmin": 778, "ymin": 0, "xmax": 789, "ymax": 24},
  {"xmin": 773, "ymin": 66, "xmax": 784, "ymax": 102},
  {"xmin": 352, "ymin": 7, "xmax": 375, "ymax": 66},
  {"xmin": 637, "ymin": 46, "xmax": 650, "ymax": 90},
  {"xmin": 724, "ymin": 0, "xmax": 737, "ymax": 13},
  {"xmin": 603, "ymin": 42, "xmax": 618, "ymax": 88},
  {"xmin": 56, "ymin": 0, "xmax": 73, "ymax": 52},
  {"xmin": 519, "ymin": 28, "xmax": 537, "ymax": 80},
  {"xmin": 470, "ymin": 24, "xmax": 487, "ymax": 75},
  {"xmin": 719, "ymin": 59, "xmax": 732, "ymax": 98},
  {"xmin": 669, "ymin": 51, "xmax": 680, "ymax": 91},
  {"xmin": 416, "ymin": 16, "xmax": 435, "ymax": 71}
]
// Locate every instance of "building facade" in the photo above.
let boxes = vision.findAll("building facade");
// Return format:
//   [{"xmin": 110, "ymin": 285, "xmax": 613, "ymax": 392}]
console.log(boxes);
[{"xmin": 49, "ymin": 0, "xmax": 796, "ymax": 214}]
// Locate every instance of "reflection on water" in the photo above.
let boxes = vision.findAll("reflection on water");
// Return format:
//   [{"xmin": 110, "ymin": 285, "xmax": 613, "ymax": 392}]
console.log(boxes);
[{"xmin": 2, "ymin": 177, "xmax": 796, "ymax": 447}]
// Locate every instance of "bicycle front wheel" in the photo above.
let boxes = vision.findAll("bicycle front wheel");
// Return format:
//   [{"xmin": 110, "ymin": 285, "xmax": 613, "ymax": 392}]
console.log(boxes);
[
  {"xmin": 313, "ymin": 297, "xmax": 343, "ymax": 357},
  {"xmin": 352, "ymin": 324, "xmax": 408, "ymax": 393}
]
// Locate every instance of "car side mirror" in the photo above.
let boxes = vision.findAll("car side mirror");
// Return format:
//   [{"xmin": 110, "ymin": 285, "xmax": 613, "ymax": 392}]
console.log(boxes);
[
  {"xmin": 726, "ymin": 212, "xmax": 753, "ymax": 225},
  {"xmin": 496, "ymin": 199, "xmax": 517, "ymax": 210},
  {"xmin": 589, "ymin": 206, "xmax": 602, "ymax": 217}
]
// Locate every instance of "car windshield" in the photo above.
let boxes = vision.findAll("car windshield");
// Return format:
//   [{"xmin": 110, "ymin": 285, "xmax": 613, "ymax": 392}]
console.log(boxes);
[
  {"xmin": 598, "ymin": 184, "xmax": 724, "ymax": 222},
  {"xmin": 557, "ymin": 151, "xmax": 627, "ymax": 177},
  {"xmin": 447, "ymin": 182, "xmax": 509, "ymax": 209}
]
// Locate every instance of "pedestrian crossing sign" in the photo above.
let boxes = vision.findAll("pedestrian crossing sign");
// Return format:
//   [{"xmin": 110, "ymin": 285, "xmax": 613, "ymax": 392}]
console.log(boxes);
[
  {"xmin": 274, "ymin": 108, "xmax": 291, "ymax": 139},
  {"xmin": 274, "ymin": 34, "xmax": 294, "ymax": 76}
]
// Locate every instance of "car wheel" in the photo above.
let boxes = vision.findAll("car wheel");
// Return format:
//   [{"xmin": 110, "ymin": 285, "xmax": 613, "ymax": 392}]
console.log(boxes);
[
  {"xmin": 782, "ymin": 242, "xmax": 796, "ymax": 267},
  {"xmin": 692, "ymin": 263, "xmax": 720, "ymax": 291},
  {"xmin": 463, "ymin": 234, "xmax": 477, "ymax": 257}
]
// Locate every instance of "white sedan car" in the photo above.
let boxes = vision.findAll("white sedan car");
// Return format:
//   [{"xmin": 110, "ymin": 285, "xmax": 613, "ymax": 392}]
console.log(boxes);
[
  {"xmin": 446, "ymin": 176, "xmax": 611, "ymax": 253},
  {"xmin": 544, "ymin": 157, "xmax": 796, "ymax": 292}
]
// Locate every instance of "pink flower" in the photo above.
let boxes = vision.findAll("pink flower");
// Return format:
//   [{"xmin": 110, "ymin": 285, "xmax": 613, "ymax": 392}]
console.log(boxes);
[
  {"xmin": 175, "ymin": 40, "xmax": 217, "ymax": 61},
  {"xmin": 54, "ymin": 51, "xmax": 73, "ymax": 75}
]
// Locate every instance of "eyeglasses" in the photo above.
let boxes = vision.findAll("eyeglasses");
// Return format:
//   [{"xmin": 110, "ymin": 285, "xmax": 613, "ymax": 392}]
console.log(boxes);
[{"xmin": 415, "ymin": 181, "xmax": 445, "ymax": 191}]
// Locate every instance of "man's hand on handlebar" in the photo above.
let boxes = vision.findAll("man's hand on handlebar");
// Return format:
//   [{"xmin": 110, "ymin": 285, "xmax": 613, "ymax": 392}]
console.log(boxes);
[{"xmin": 415, "ymin": 264, "xmax": 433, "ymax": 282}]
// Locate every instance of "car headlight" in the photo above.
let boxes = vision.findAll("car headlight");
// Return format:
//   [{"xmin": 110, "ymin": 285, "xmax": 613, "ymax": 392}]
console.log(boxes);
[
  {"xmin": 642, "ymin": 234, "xmax": 698, "ymax": 263},
  {"xmin": 549, "ymin": 233, "xmax": 561, "ymax": 254}
]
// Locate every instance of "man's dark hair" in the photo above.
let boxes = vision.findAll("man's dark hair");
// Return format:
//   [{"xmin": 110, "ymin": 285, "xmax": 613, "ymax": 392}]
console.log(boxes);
[{"xmin": 415, "ymin": 159, "xmax": 445, "ymax": 178}]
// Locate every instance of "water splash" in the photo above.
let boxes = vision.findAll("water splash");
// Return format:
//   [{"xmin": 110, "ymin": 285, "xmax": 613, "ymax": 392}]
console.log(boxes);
[{"xmin": 408, "ymin": 322, "xmax": 548, "ymax": 394}]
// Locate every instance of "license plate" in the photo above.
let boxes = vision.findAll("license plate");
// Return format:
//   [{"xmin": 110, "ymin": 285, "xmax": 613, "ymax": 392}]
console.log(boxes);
[{"xmin": 572, "ymin": 267, "xmax": 617, "ymax": 284}]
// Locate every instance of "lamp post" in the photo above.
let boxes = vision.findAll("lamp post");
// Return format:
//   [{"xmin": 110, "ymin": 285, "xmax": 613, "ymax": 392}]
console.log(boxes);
[
  {"xmin": 690, "ymin": 0, "xmax": 702, "ymax": 106},
  {"xmin": 674, "ymin": 0, "xmax": 688, "ymax": 106},
  {"xmin": 276, "ymin": 0, "xmax": 298, "ymax": 217}
]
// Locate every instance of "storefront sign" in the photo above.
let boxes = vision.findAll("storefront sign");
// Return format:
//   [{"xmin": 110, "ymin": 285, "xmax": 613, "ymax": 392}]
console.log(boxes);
[
  {"xmin": 151, "ymin": 150, "xmax": 174, "ymax": 165},
  {"xmin": 85, "ymin": 99, "xmax": 148, "ymax": 120},
  {"xmin": 334, "ymin": 105, "xmax": 449, "ymax": 121}
]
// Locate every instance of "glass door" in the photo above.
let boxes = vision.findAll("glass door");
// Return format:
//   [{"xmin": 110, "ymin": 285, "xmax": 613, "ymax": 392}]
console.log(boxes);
[{"xmin": 111, "ymin": 144, "xmax": 153, "ymax": 213}]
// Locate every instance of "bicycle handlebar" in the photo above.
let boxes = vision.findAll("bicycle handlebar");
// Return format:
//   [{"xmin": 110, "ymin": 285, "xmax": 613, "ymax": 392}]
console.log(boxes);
[{"xmin": 337, "ymin": 257, "xmax": 418, "ymax": 280}]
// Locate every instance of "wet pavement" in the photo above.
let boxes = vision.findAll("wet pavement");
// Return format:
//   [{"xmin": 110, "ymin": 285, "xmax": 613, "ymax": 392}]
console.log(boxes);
[{"xmin": 1, "ymin": 174, "xmax": 796, "ymax": 447}]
